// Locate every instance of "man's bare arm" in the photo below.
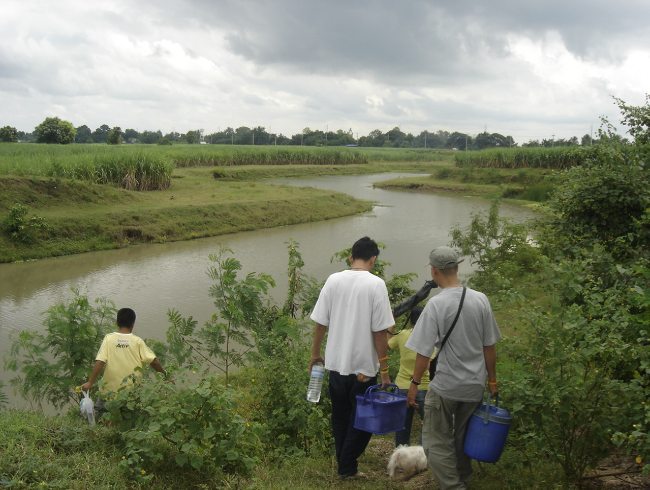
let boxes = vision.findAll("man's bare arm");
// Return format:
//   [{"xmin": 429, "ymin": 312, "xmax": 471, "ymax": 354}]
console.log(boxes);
[{"xmin": 81, "ymin": 360, "xmax": 106, "ymax": 391}]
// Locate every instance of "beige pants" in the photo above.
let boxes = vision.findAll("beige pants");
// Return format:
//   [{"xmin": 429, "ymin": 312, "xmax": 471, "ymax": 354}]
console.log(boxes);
[{"xmin": 422, "ymin": 390, "xmax": 480, "ymax": 490}]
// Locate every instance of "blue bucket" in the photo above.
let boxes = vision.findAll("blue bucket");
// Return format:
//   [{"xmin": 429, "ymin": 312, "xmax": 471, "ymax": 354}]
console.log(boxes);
[
  {"xmin": 353, "ymin": 384, "xmax": 407, "ymax": 435},
  {"xmin": 464, "ymin": 395, "xmax": 512, "ymax": 463}
]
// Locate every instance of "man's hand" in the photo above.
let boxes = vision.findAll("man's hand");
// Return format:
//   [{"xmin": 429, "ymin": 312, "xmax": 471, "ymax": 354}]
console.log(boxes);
[
  {"xmin": 380, "ymin": 371, "xmax": 391, "ymax": 388},
  {"xmin": 308, "ymin": 357, "xmax": 324, "ymax": 373},
  {"xmin": 407, "ymin": 383, "xmax": 419, "ymax": 408},
  {"xmin": 488, "ymin": 380, "xmax": 498, "ymax": 397},
  {"xmin": 81, "ymin": 381, "xmax": 92, "ymax": 391}
]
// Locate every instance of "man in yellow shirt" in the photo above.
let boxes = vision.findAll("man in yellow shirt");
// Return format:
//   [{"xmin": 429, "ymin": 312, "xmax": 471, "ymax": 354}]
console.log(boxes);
[{"xmin": 82, "ymin": 308, "xmax": 165, "ymax": 407}]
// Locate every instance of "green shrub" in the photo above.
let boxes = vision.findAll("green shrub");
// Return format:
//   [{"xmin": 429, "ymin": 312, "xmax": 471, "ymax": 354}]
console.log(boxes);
[
  {"xmin": 2, "ymin": 203, "xmax": 48, "ymax": 243},
  {"xmin": 105, "ymin": 373, "xmax": 262, "ymax": 483},
  {"xmin": 5, "ymin": 291, "xmax": 115, "ymax": 408},
  {"xmin": 241, "ymin": 317, "xmax": 332, "ymax": 458}
]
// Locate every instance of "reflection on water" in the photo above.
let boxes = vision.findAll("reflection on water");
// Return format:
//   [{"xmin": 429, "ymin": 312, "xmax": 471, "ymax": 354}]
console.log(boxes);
[{"xmin": 0, "ymin": 173, "xmax": 535, "ymax": 408}]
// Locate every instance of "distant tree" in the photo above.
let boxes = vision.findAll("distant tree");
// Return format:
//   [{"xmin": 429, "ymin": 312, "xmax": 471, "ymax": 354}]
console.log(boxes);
[
  {"xmin": 581, "ymin": 134, "xmax": 593, "ymax": 146},
  {"xmin": 141, "ymin": 130, "xmax": 163, "ymax": 144},
  {"xmin": 185, "ymin": 130, "xmax": 201, "ymax": 144},
  {"xmin": 473, "ymin": 132, "xmax": 514, "ymax": 149},
  {"xmin": 252, "ymin": 126, "xmax": 270, "ymax": 145},
  {"xmin": 92, "ymin": 124, "xmax": 110, "ymax": 144},
  {"xmin": 386, "ymin": 127, "xmax": 406, "ymax": 147},
  {"xmin": 416, "ymin": 130, "xmax": 448, "ymax": 148},
  {"xmin": 34, "ymin": 117, "xmax": 76, "ymax": 144},
  {"xmin": 0, "ymin": 126, "xmax": 18, "ymax": 142},
  {"xmin": 74, "ymin": 125, "xmax": 93, "ymax": 143},
  {"xmin": 234, "ymin": 126, "xmax": 252, "ymax": 145},
  {"xmin": 16, "ymin": 131, "xmax": 35, "ymax": 142},
  {"xmin": 161, "ymin": 131, "xmax": 180, "ymax": 143},
  {"xmin": 123, "ymin": 128, "xmax": 139, "ymax": 143},
  {"xmin": 447, "ymin": 132, "xmax": 471, "ymax": 150},
  {"xmin": 106, "ymin": 127, "xmax": 123, "ymax": 145},
  {"xmin": 359, "ymin": 129, "xmax": 386, "ymax": 147}
]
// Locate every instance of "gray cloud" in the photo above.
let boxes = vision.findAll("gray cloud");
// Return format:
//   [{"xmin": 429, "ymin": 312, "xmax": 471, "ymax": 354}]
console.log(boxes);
[{"xmin": 0, "ymin": 0, "xmax": 648, "ymax": 141}]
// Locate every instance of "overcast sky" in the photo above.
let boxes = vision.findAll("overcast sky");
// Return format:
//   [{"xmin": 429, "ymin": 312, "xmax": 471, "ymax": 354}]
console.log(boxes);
[{"xmin": 1, "ymin": 0, "xmax": 649, "ymax": 143}]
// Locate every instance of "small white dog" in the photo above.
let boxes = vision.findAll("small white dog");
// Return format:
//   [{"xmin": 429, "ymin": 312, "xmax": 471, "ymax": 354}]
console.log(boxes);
[{"xmin": 387, "ymin": 444, "xmax": 428, "ymax": 480}]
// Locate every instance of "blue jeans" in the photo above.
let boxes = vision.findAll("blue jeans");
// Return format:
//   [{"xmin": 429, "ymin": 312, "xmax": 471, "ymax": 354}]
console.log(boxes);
[{"xmin": 395, "ymin": 388, "xmax": 426, "ymax": 446}]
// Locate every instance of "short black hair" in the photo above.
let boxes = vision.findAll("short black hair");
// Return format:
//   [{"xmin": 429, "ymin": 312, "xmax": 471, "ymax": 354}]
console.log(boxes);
[
  {"xmin": 351, "ymin": 236, "xmax": 380, "ymax": 261},
  {"xmin": 116, "ymin": 308, "xmax": 136, "ymax": 328}
]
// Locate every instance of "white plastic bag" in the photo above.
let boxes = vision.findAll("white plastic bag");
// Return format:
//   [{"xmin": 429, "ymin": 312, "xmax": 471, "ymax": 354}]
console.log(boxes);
[{"xmin": 80, "ymin": 390, "xmax": 96, "ymax": 426}]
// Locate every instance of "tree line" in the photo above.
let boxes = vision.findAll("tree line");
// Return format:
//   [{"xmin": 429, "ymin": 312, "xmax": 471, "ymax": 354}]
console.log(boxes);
[{"xmin": 1, "ymin": 117, "xmax": 602, "ymax": 150}]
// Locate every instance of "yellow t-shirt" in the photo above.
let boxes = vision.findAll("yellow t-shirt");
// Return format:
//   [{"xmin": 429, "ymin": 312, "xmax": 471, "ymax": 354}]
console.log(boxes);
[
  {"xmin": 95, "ymin": 332, "xmax": 157, "ymax": 394},
  {"xmin": 388, "ymin": 328, "xmax": 433, "ymax": 390}
]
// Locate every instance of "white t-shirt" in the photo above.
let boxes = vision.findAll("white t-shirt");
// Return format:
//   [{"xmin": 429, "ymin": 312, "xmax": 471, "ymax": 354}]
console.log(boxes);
[
  {"xmin": 310, "ymin": 269, "xmax": 395, "ymax": 377},
  {"xmin": 405, "ymin": 286, "xmax": 501, "ymax": 402}
]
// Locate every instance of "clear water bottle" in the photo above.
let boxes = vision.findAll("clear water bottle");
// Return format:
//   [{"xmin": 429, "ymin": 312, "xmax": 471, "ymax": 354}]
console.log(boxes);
[{"xmin": 307, "ymin": 362, "xmax": 325, "ymax": 403}]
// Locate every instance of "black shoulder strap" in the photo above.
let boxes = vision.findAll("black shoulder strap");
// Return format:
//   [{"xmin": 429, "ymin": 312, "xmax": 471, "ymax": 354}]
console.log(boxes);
[{"xmin": 439, "ymin": 287, "xmax": 466, "ymax": 352}]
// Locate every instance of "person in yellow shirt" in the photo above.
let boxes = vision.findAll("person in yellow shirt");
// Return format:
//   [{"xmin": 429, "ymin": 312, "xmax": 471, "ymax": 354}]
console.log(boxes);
[
  {"xmin": 388, "ymin": 306, "xmax": 432, "ymax": 446},
  {"xmin": 82, "ymin": 308, "xmax": 165, "ymax": 412}
]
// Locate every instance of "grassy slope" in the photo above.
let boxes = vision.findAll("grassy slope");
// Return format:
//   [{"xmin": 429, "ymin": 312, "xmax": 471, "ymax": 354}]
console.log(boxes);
[
  {"xmin": 0, "ymin": 410, "xmax": 564, "ymax": 489},
  {"xmin": 0, "ymin": 166, "xmax": 376, "ymax": 262}
]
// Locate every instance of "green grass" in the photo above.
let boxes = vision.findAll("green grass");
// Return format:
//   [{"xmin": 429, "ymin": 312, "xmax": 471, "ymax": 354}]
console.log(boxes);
[
  {"xmin": 0, "ymin": 145, "xmax": 455, "ymax": 263},
  {"xmin": 374, "ymin": 166, "xmax": 556, "ymax": 204},
  {"xmin": 0, "ymin": 166, "xmax": 374, "ymax": 262}
]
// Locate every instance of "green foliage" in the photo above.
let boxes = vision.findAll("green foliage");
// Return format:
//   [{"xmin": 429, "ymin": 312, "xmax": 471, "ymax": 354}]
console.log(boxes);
[
  {"xmin": 104, "ymin": 373, "xmax": 262, "ymax": 483},
  {"xmin": 503, "ymin": 287, "xmax": 644, "ymax": 481},
  {"xmin": 614, "ymin": 94, "xmax": 650, "ymax": 145},
  {"xmin": 0, "ymin": 410, "xmax": 128, "ymax": 488},
  {"xmin": 455, "ymin": 146, "xmax": 592, "ymax": 169},
  {"xmin": 283, "ymin": 239, "xmax": 305, "ymax": 318},
  {"xmin": 153, "ymin": 249, "xmax": 275, "ymax": 382},
  {"xmin": 5, "ymin": 291, "xmax": 115, "ymax": 408},
  {"xmin": 450, "ymin": 201, "xmax": 542, "ymax": 293},
  {"xmin": 242, "ymin": 317, "xmax": 332, "ymax": 458},
  {"xmin": 545, "ymin": 146, "xmax": 649, "ymax": 257},
  {"xmin": 34, "ymin": 116, "xmax": 76, "ymax": 144},
  {"xmin": 106, "ymin": 126, "xmax": 123, "ymax": 145},
  {"xmin": 47, "ymin": 151, "xmax": 173, "ymax": 190},
  {"xmin": 2, "ymin": 203, "xmax": 48, "ymax": 243},
  {"xmin": 0, "ymin": 125, "xmax": 18, "ymax": 142}
]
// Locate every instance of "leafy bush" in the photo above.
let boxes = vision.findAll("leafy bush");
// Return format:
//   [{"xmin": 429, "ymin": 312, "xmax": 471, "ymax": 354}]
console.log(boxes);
[
  {"xmin": 547, "ymin": 150, "xmax": 649, "ymax": 254},
  {"xmin": 105, "ymin": 373, "xmax": 262, "ymax": 483},
  {"xmin": 2, "ymin": 203, "xmax": 48, "ymax": 243},
  {"xmin": 241, "ymin": 316, "xmax": 332, "ymax": 458},
  {"xmin": 5, "ymin": 291, "xmax": 115, "ymax": 408},
  {"xmin": 151, "ymin": 249, "xmax": 275, "ymax": 382},
  {"xmin": 502, "ymin": 269, "xmax": 646, "ymax": 481},
  {"xmin": 450, "ymin": 201, "xmax": 542, "ymax": 293}
]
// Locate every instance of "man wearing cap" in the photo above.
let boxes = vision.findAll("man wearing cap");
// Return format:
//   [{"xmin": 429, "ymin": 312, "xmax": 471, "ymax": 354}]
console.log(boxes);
[{"xmin": 405, "ymin": 246, "xmax": 500, "ymax": 489}]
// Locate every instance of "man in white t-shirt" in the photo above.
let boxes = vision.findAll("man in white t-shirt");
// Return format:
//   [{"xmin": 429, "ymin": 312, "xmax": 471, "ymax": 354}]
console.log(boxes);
[
  {"xmin": 406, "ymin": 246, "xmax": 500, "ymax": 489},
  {"xmin": 309, "ymin": 236, "xmax": 395, "ymax": 479}
]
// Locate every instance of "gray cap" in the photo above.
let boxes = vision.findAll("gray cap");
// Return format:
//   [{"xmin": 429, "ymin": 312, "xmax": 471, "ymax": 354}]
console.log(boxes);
[{"xmin": 429, "ymin": 246, "xmax": 464, "ymax": 270}]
